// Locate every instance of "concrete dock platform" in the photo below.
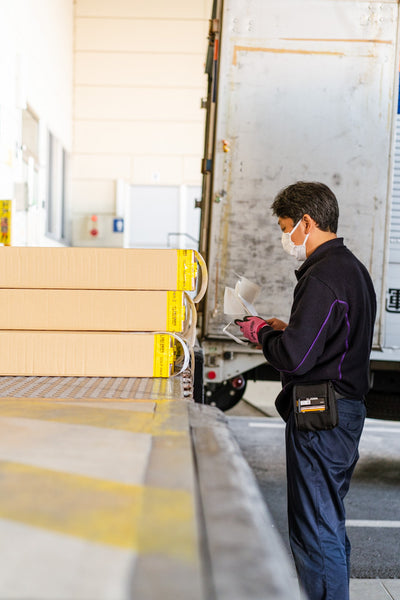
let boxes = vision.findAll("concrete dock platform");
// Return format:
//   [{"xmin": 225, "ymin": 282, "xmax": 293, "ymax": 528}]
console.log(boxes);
[
  {"xmin": 2, "ymin": 376, "xmax": 394, "ymax": 599},
  {"xmin": 0, "ymin": 375, "xmax": 304, "ymax": 600}
]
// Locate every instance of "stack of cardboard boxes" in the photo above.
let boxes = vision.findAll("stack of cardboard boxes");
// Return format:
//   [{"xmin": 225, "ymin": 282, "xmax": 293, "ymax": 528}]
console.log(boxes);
[{"xmin": 0, "ymin": 248, "xmax": 206, "ymax": 377}]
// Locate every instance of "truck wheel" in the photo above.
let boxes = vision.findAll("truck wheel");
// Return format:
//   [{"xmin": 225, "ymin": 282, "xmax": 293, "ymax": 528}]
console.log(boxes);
[
  {"xmin": 365, "ymin": 392, "xmax": 400, "ymax": 421},
  {"xmin": 193, "ymin": 346, "xmax": 205, "ymax": 403},
  {"xmin": 204, "ymin": 376, "xmax": 247, "ymax": 412}
]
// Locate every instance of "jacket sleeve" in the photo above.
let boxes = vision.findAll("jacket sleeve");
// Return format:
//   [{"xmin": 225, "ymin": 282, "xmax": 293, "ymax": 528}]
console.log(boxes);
[{"xmin": 258, "ymin": 275, "xmax": 344, "ymax": 375}]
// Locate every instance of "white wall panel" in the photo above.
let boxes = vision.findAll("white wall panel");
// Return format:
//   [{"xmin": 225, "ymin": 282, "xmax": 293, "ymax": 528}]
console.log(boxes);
[
  {"xmin": 75, "ymin": 87, "xmax": 205, "ymax": 121},
  {"xmin": 20, "ymin": 0, "xmax": 73, "ymax": 149},
  {"xmin": 69, "ymin": 181, "xmax": 116, "ymax": 213},
  {"xmin": 70, "ymin": 155, "xmax": 131, "ymax": 180},
  {"xmin": 74, "ymin": 121, "xmax": 204, "ymax": 156},
  {"xmin": 75, "ymin": 52, "xmax": 207, "ymax": 88},
  {"xmin": 71, "ymin": 0, "xmax": 212, "ymax": 224},
  {"xmin": 76, "ymin": 0, "xmax": 209, "ymax": 19},
  {"xmin": 184, "ymin": 157, "xmax": 203, "ymax": 184},
  {"xmin": 75, "ymin": 18, "xmax": 206, "ymax": 54},
  {"xmin": 0, "ymin": 0, "xmax": 73, "ymax": 246},
  {"xmin": 0, "ymin": 0, "xmax": 73, "ymax": 147},
  {"xmin": 131, "ymin": 156, "xmax": 183, "ymax": 185}
]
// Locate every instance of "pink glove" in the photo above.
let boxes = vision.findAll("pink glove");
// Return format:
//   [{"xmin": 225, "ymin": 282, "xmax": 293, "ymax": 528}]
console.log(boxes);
[{"xmin": 234, "ymin": 316, "xmax": 269, "ymax": 344}]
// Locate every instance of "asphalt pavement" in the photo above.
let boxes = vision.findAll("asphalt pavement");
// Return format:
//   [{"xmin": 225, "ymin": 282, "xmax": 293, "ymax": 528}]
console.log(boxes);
[{"xmin": 227, "ymin": 381, "xmax": 400, "ymax": 600}]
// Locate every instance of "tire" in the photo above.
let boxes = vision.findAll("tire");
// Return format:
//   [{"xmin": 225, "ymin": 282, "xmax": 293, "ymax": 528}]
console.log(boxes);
[
  {"xmin": 193, "ymin": 346, "xmax": 205, "ymax": 404},
  {"xmin": 365, "ymin": 391, "xmax": 400, "ymax": 421},
  {"xmin": 204, "ymin": 375, "xmax": 247, "ymax": 412}
]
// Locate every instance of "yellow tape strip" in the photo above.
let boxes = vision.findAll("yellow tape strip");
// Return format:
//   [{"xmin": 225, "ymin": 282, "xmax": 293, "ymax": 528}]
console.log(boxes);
[
  {"xmin": 177, "ymin": 250, "xmax": 198, "ymax": 291},
  {"xmin": 0, "ymin": 460, "xmax": 197, "ymax": 560},
  {"xmin": 0, "ymin": 398, "xmax": 186, "ymax": 436},
  {"xmin": 166, "ymin": 291, "xmax": 185, "ymax": 332},
  {"xmin": 153, "ymin": 335, "xmax": 174, "ymax": 378}
]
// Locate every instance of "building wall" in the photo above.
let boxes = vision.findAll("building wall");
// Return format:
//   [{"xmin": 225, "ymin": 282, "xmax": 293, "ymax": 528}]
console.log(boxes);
[
  {"xmin": 0, "ymin": 0, "xmax": 211, "ymax": 246},
  {"xmin": 0, "ymin": 0, "xmax": 73, "ymax": 246},
  {"xmin": 71, "ymin": 0, "xmax": 212, "ymax": 218}
]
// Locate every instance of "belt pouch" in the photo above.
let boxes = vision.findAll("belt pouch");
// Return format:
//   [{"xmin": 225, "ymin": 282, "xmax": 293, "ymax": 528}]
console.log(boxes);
[{"xmin": 292, "ymin": 381, "xmax": 338, "ymax": 431}]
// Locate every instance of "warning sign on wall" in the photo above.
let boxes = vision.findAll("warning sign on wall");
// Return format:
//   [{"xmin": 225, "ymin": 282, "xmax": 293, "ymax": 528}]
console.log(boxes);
[{"xmin": 0, "ymin": 201, "xmax": 11, "ymax": 245}]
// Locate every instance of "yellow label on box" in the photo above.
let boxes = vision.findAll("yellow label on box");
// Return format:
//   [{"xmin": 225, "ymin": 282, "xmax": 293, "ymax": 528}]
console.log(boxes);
[
  {"xmin": 166, "ymin": 291, "xmax": 185, "ymax": 332},
  {"xmin": 177, "ymin": 250, "xmax": 198, "ymax": 291},
  {"xmin": 172, "ymin": 338, "xmax": 184, "ymax": 363},
  {"xmin": 153, "ymin": 334, "xmax": 174, "ymax": 377}
]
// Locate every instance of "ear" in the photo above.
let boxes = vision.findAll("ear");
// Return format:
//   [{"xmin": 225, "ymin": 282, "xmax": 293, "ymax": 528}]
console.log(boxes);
[{"xmin": 302, "ymin": 214, "xmax": 316, "ymax": 234}]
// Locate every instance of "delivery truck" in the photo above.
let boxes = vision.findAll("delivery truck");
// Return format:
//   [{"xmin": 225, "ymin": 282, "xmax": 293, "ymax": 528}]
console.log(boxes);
[{"xmin": 198, "ymin": 0, "xmax": 400, "ymax": 419}]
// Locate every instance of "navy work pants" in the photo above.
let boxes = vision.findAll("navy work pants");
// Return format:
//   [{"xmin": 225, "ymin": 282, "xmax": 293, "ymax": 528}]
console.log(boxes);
[{"xmin": 286, "ymin": 398, "xmax": 366, "ymax": 600}]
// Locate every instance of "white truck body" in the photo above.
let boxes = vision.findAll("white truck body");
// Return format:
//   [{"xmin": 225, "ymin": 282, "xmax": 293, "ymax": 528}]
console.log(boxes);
[{"xmin": 199, "ymin": 0, "xmax": 400, "ymax": 414}]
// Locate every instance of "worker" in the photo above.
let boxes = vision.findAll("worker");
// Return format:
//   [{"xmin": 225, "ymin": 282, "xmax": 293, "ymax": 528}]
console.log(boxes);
[{"xmin": 235, "ymin": 181, "xmax": 376, "ymax": 600}]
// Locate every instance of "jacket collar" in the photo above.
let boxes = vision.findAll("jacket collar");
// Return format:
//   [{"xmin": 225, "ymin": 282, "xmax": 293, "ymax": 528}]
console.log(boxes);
[{"xmin": 295, "ymin": 237, "xmax": 344, "ymax": 281}]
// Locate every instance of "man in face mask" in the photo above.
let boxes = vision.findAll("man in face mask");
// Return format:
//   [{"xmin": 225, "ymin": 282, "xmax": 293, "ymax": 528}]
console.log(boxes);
[{"xmin": 236, "ymin": 181, "xmax": 376, "ymax": 600}]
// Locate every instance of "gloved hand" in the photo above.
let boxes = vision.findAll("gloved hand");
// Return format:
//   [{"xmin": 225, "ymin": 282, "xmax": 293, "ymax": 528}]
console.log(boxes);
[{"xmin": 234, "ymin": 316, "xmax": 269, "ymax": 344}]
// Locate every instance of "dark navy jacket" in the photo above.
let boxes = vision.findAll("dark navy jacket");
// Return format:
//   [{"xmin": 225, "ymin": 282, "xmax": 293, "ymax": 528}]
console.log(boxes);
[{"xmin": 258, "ymin": 238, "xmax": 376, "ymax": 416}]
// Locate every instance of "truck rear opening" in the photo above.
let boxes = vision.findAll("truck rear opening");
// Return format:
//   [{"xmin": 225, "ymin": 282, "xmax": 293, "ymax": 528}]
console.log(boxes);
[{"xmin": 198, "ymin": 0, "xmax": 400, "ymax": 417}]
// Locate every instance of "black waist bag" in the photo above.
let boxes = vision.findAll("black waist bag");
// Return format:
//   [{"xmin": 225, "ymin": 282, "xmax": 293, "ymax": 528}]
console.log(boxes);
[{"xmin": 293, "ymin": 381, "xmax": 338, "ymax": 432}]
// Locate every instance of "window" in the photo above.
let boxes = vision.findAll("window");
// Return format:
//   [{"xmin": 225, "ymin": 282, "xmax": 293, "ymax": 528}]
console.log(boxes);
[
  {"xmin": 22, "ymin": 106, "xmax": 39, "ymax": 164},
  {"xmin": 21, "ymin": 106, "xmax": 40, "ymax": 210},
  {"xmin": 47, "ymin": 131, "xmax": 67, "ymax": 242}
]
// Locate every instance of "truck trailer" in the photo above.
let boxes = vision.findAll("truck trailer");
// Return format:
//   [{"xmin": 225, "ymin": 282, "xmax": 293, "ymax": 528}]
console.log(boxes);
[{"xmin": 198, "ymin": 0, "xmax": 400, "ymax": 419}]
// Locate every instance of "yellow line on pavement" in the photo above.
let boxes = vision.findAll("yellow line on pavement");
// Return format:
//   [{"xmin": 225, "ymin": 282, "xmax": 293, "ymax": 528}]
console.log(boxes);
[
  {"xmin": 0, "ymin": 460, "xmax": 198, "ymax": 562},
  {"xmin": 0, "ymin": 398, "xmax": 187, "ymax": 437}
]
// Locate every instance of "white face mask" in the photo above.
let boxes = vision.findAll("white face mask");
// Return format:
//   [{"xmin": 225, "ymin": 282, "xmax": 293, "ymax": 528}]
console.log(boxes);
[{"xmin": 281, "ymin": 219, "xmax": 309, "ymax": 261}]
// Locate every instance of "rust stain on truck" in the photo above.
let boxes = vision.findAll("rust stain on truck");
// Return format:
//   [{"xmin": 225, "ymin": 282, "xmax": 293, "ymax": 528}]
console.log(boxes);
[
  {"xmin": 282, "ymin": 38, "xmax": 393, "ymax": 44},
  {"xmin": 232, "ymin": 45, "xmax": 345, "ymax": 66}
]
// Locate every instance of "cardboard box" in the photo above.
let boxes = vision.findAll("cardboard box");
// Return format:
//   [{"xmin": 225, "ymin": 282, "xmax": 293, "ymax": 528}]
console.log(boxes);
[
  {"xmin": 0, "ymin": 247, "xmax": 198, "ymax": 291},
  {"xmin": 0, "ymin": 331, "xmax": 178, "ymax": 377},
  {"xmin": 0, "ymin": 289, "xmax": 186, "ymax": 332}
]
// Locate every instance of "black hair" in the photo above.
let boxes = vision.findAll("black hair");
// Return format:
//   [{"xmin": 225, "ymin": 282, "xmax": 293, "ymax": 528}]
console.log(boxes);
[{"xmin": 271, "ymin": 181, "xmax": 339, "ymax": 233}]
